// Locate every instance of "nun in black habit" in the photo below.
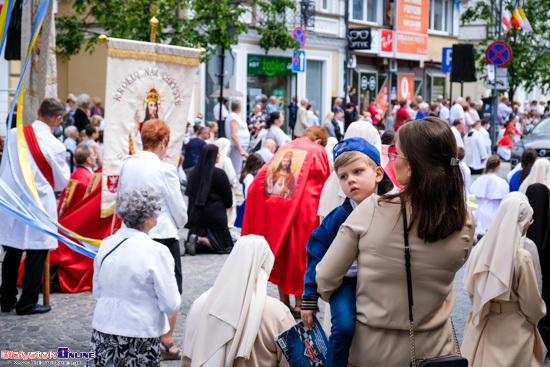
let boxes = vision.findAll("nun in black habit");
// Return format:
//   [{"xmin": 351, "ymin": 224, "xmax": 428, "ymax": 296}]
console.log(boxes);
[
  {"xmin": 526, "ymin": 183, "xmax": 550, "ymax": 352},
  {"xmin": 185, "ymin": 144, "xmax": 233, "ymax": 255}
]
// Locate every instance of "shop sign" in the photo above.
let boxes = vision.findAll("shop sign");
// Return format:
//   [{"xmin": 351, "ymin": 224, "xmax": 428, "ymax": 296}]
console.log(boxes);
[
  {"xmin": 398, "ymin": 74, "xmax": 414, "ymax": 102},
  {"xmin": 247, "ymin": 55, "xmax": 295, "ymax": 76},
  {"xmin": 348, "ymin": 28, "xmax": 372, "ymax": 50},
  {"xmin": 395, "ymin": 0, "xmax": 429, "ymax": 61},
  {"xmin": 379, "ymin": 29, "xmax": 394, "ymax": 57}
]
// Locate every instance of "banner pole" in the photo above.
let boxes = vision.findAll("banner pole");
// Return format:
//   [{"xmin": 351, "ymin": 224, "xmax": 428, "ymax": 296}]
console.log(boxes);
[{"xmin": 43, "ymin": 252, "xmax": 50, "ymax": 305}]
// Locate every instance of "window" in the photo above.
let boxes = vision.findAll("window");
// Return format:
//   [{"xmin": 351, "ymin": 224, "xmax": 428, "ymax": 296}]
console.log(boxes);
[
  {"xmin": 429, "ymin": 0, "xmax": 452, "ymax": 32},
  {"xmin": 320, "ymin": 0, "xmax": 330, "ymax": 12},
  {"xmin": 351, "ymin": 0, "xmax": 377, "ymax": 23},
  {"xmin": 306, "ymin": 60, "xmax": 324, "ymax": 115}
]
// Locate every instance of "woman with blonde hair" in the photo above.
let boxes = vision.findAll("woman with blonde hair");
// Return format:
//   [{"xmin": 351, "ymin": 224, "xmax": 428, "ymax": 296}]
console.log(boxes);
[
  {"xmin": 462, "ymin": 192, "xmax": 546, "ymax": 367},
  {"xmin": 322, "ymin": 112, "xmax": 336, "ymax": 139}
]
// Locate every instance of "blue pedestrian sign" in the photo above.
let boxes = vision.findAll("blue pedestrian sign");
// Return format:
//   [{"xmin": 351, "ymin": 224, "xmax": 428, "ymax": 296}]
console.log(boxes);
[
  {"xmin": 442, "ymin": 47, "xmax": 452, "ymax": 73},
  {"xmin": 292, "ymin": 50, "xmax": 305, "ymax": 73}
]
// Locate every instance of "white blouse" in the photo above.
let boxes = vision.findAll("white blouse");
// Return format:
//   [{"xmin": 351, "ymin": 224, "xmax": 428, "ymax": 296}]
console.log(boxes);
[
  {"xmin": 119, "ymin": 151, "xmax": 187, "ymax": 239},
  {"xmin": 92, "ymin": 227, "xmax": 181, "ymax": 338}
]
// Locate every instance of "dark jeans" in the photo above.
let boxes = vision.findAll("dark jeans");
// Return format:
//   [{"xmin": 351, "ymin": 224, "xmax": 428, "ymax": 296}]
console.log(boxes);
[
  {"xmin": 327, "ymin": 276, "xmax": 357, "ymax": 367},
  {"xmin": 0, "ymin": 246, "xmax": 48, "ymax": 312},
  {"xmin": 153, "ymin": 238, "xmax": 182, "ymax": 294}
]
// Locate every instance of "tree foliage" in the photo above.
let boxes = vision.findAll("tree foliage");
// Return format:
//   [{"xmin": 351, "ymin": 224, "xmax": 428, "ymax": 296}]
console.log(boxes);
[
  {"xmin": 56, "ymin": 0, "xmax": 298, "ymax": 61},
  {"xmin": 461, "ymin": 0, "xmax": 550, "ymax": 101}
]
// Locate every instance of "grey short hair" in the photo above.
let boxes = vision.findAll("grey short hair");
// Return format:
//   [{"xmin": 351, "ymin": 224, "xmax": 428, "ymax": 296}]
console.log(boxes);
[
  {"xmin": 64, "ymin": 126, "xmax": 77, "ymax": 137},
  {"xmin": 76, "ymin": 93, "xmax": 90, "ymax": 107},
  {"xmin": 115, "ymin": 188, "xmax": 161, "ymax": 230},
  {"xmin": 231, "ymin": 99, "xmax": 241, "ymax": 112}
]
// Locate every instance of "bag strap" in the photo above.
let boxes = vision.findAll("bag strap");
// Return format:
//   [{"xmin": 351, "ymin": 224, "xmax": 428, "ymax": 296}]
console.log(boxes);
[
  {"xmin": 100, "ymin": 238, "xmax": 128, "ymax": 266},
  {"xmin": 402, "ymin": 204, "xmax": 461, "ymax": 367}
]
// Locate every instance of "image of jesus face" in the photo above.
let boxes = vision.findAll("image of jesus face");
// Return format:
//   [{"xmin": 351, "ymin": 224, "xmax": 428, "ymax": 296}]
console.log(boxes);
[
  {"xmin": 281, "ymin": 157, "xmax": 291, "ymax": 171},
  {"xmin": 147, "ymin": 101, "xmax": 158, "ymax": 119}
]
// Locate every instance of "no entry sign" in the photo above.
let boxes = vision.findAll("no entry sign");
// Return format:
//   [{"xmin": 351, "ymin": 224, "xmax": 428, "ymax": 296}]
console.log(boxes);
[{"xmin": 485, "ymin": 41, "xmax": 512, "ymax": 68}]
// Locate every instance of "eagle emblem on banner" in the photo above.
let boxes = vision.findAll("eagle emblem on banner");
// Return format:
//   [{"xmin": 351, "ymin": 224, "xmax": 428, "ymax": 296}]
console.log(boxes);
[{"xmin": 107, "ymin": 175, "xmax": 120, "ymax": 193}]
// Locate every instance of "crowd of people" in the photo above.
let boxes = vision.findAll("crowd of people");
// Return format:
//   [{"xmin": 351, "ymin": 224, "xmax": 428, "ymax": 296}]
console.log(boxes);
[{"xmin": 2, "ymin": 89, "xmax": 550, "ymax": 367}]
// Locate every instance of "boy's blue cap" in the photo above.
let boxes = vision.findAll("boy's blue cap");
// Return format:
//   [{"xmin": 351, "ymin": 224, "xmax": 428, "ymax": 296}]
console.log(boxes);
[{"xmin": 333, "ymin": 137, "xmax": 382, "ymax": 167}]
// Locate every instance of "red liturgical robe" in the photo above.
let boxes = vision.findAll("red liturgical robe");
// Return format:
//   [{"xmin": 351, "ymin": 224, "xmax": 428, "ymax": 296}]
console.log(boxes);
[
  {"xmin": 57, "ymin": 166, "xmax": 93, "ymax": 218},
  {"xmin": 242, "ymin": 138, "xmax": 330, "ymax": 295}
]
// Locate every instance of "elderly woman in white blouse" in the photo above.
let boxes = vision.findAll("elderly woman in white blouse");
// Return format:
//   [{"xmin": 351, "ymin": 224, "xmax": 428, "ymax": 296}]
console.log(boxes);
[{"xmin": 88, "ymin": 188, "xmax": 181, "ymax": 366}]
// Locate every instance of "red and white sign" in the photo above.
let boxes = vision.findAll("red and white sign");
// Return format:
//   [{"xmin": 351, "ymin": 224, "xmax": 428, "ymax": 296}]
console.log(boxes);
[
  {"xmin": 379, "ymin": 30, "xmax": 394, "ymax": 57},
  {"xmin": 398, "ymin": 74, "xmax": 414, "ymax": 102},
  {"xmin": 395, "ymin": 0, "xmax": 429, "ymax": 61}
]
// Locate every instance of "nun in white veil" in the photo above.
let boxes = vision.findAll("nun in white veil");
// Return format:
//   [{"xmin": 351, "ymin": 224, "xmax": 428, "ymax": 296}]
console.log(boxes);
[
  {"xmin": 519, "ymin": 159, "xmax": 550, "ymax": 194},
  {"xmin": 216, "ymin": 138, "xmax": 237, "ymax": 227},
  {"xmin": 317, "ymin": 121, "xmax": 384, "ymax": 220},
  {"xmin": 182, "ymin": 235, "xmax": 294, "ymax": 367},
  {"xmin": 461, "ymin": 192, "xmax": 546, "ymax": 367}
]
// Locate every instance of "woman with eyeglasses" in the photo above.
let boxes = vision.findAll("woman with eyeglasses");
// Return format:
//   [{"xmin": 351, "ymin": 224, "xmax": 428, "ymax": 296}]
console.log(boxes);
[
  {"xmin": 316, "ymin": 117, "xmax": 475, "ymax": 366},
  {"xmin": 462, "ymin": 192, "xmax": 546, "ymax": 367}
]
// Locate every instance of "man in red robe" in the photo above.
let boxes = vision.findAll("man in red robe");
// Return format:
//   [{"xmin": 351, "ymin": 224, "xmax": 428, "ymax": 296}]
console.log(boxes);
[
  {"xmin": 242, "ymin": 126, "xmax": 330, "ymax": 315},
  {"xmin": 57, "ymin": 145, "xmax": 96, "ymax": 217}
]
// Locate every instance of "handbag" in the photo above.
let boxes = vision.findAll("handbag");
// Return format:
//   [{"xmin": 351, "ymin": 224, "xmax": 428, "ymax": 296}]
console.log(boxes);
[{"xmin": 401, "ymin": 204, "xmax": 468, "ymax": 367}]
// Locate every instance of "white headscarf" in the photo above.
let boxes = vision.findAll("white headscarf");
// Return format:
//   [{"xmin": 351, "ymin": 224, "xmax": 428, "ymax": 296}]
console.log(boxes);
[
  {"xmin": 317, "ymin": 121, "xmax": 382, "ymax": 218},
  {"xmin": 325, "ymin": 137, "xmax": 338, "ymax": 173},
  {"xmin": 216, "ymin": 138, "xmax": 237, "ymax": 186},
  {"xmin": 182, "ymin": 235, "xmax": 275, "ymax": 367},
  {"xmin": 463, "ymin": 192, "xmax": 533, "ymax": 326},
  {"xmin": 519, "ymin": 159, "xmax": 550, "ymax": 193}
]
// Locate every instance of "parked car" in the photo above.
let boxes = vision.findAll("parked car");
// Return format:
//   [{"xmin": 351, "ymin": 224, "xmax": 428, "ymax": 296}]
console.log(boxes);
[{"xmin": 511, "ymin": 115, "xmax": 550, "ymax": 168}]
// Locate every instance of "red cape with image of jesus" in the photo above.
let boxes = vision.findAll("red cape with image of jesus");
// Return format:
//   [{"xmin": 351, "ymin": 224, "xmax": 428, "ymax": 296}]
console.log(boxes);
[{"xmin": 242, "ymin": 138, "xmax": 330, "ymax": 295}]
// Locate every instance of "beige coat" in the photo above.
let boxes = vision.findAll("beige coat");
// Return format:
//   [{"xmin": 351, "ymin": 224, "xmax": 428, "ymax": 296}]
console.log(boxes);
[
  {"xmin": 461, "ymin": 248, "xmax": 547, "ymax": 367},
  {"xmin": 294, "ymin": 106, "xmax": 310, "ymax": 137},
  {"xmin": 182, "ymin": 296, "xmax": 294, "ymax": 367},
  {"xmin": 316, "ymin": 195, "xmax": 474, "ymax": 367}
]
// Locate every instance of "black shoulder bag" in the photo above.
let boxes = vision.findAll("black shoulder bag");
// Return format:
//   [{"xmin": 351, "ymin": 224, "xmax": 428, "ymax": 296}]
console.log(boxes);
[
  {"xmin": 100, "ymin": 238, "xmax": 128, "ymax": 266},
  {"xmin": 402, "ymin": 205, "xmax": 468, "ymax": 367}
]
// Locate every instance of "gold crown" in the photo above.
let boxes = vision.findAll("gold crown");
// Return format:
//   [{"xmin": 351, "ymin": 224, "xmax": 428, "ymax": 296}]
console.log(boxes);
[{"xmin": 146, "ymin": 88, "xmax": 159, "ymax": 104}]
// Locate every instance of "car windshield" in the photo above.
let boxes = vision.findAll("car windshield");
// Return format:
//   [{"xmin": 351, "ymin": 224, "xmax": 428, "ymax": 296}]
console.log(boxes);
[{"xmin": 532, "ymin": 116, "xmax": 550, "ymax": 135}]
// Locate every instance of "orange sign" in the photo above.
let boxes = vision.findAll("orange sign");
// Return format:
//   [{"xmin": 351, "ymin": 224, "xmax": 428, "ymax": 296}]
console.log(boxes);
[
  {"xmin": 398, "ymin": 75, "xmax": 414, "ymax": 102},
  {"xmin": 376, "ymin": 79, "xmax": 388, "ymax": 114},
  {"xmin": 396, "ymin": 33, "xmax": 428, "ymax": 56},
  {"xmin": 396, "ymin": 0, "xmax": 429, "ymax": 34},
  {"xmin": 395, "ymin": 0, "xmax": 429, "ymax": 60}
]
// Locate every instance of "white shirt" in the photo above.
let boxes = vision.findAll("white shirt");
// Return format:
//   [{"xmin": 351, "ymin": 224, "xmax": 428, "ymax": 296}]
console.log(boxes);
[
  {"xmin": 469, "ymin": 173, "xmax": 509, "ymax": 237},
  {"xmin": 498, "ymin": 102, "xmax": 512, "ymax": 121},
  {"xmin": 92, "ymin": 227, "xmax": 180, "ymax": 338},
  {"xmin": 265, "ymin": 126, "xmax": 291, "ymax": 148},
  {"xmin": 243, "ymin": 174, "xmax": 255, "ymax": 199},
  {"xmin": 459, "ymin": 161, "xmax": 471, "ymax": 198},
  {"xmin": 449, "ymin": 103, "xmax": 465, "ymax": 124},
  {"xmin": 439, "ymin": 106, "xmax": 450, "ymax": 123},
  {"xmin": 0, "ymin": 121, "xmax": 70, "ymax": 250},
  {"xmin": 213, "ymin": 103, "xmax": 228, "ymax": 122},
  {"xmin": 451, "ymin": 126, "xmax": 464, "ymax": 148},
  {"xmin": 257, "ymin": 147, "xmax": 274, "ymax": 163},
  {"xmin": 225, "ymin": 112, "xmax": 250, "ymax": 149},
  {"xmin": 464, "ymin": 129, "xmax": 489, "ymax": 170},
  {"xmin": 64, "ymin": 137, "xmax": 77, "ymax": 155},
  {"xmin": 119, "ymin": 151, "xmax": 187, "ymax": 239},
  {"xmin": 479, "ymin": 126, "xmax": 492, "ymax": 156}
]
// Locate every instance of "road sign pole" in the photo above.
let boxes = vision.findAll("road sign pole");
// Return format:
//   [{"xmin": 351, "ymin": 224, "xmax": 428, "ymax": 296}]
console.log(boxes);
[{"xmin": 490, "ymin": 0, "xmax": 504, "ymax": 152}]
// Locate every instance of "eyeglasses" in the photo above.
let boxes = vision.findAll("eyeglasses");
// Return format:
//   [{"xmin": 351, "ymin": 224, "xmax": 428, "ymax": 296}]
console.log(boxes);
[{"xmin": 388, "ymin": 144, "xmax": 408, "ymax": 161}]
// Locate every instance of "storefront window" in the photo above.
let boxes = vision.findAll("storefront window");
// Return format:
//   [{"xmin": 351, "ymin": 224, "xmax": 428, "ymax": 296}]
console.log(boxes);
[
  {"xmin": 356, "ymin": 71, "xmax": 377, "ymax": 114},
  {"xmin": 305, "ymin": 60, "xmax": 323, "ymax": 118},
  {"xmin": 247, "ymin": 54, "xmax": 296, "ymax": 132},
  {"xmin": 429, "ymin": 0, "xmax": 452, "ymax": 32},
  {"xmin": 426, "ymin": 73, "xmax": 446, "ymax": 102}
]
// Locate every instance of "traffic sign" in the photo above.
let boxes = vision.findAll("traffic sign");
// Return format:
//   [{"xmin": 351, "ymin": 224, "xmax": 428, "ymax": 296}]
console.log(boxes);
[
  {"xmin": 292, "ymin": 27, "xmax": 306, "ymax": 49},
  {"xmin": 485, "ymin": 67, "xmax": 509, "ymax": 90},
  {"xmin": 485, "ymin": 41, "xmax": 512, "ymax": 68},
  {"xmin": 442, "ymin": 47, "xmax": 452, "ymax": 73},
  {"xmin": 292, "ymin": 50, "xmax": 306, "ymax": 73}
]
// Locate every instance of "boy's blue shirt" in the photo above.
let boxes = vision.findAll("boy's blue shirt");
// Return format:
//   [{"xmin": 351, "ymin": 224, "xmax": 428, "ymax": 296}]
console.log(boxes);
[{"xmin": 302, "ymin": 197, "xmax": 354, "ymax": 309}]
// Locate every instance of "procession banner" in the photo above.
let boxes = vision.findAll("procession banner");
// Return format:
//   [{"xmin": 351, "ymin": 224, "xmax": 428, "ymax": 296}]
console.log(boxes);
[{"xmin": 101, "ymin": 38, "xmax": 200, "ymax": 217}]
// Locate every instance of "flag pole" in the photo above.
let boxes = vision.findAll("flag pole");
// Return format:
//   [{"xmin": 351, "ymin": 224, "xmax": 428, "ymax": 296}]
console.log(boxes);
[{"xmin": 150, "ymin": 4, "xmax": 159, "ymax": 43}]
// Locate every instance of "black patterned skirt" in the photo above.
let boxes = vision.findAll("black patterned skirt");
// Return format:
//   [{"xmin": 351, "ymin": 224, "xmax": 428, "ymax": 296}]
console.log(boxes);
[{"xmin": 87, "ymin": 329, "xmax": 161, "ymax": 367}]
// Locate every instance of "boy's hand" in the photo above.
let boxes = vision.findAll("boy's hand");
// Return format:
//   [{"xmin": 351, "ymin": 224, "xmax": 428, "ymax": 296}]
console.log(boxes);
[{"xmin": 301, "ymin": 310, "xmax": 316, "ymax": 330}]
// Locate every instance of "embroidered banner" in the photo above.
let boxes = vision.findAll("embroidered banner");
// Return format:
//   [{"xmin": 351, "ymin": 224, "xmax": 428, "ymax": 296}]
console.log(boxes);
[{"xmin": 101, "ymin": 38, "xmax": 200, "ymax": 217}]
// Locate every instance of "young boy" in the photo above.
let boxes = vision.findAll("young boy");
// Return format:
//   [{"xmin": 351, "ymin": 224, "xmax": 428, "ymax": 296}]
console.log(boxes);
[{"xmin": 301, "ymin": 137, "xmax": 391, "ymax": 367}]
